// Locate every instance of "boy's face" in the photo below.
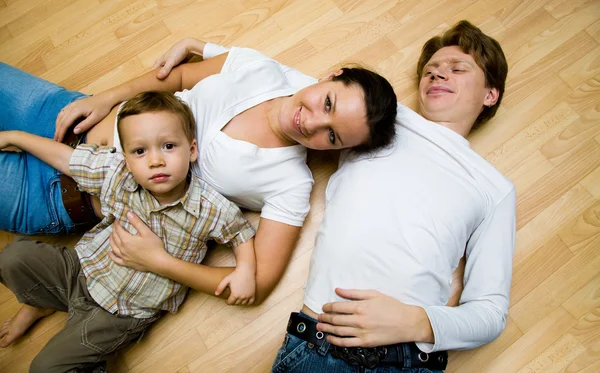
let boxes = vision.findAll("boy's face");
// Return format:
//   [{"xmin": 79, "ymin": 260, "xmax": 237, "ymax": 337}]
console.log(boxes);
[{"xmin": 120, "ymin": 111, "xmax": 197, "ymax": 205}]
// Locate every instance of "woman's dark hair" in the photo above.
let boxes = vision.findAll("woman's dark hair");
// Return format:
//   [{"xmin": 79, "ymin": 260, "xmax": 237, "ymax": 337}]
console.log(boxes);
[
  {"xmin": 417, "ymin": 20, "xmax": 508, "ymax": 129},
  {"xmin": 332, "ymin": 67, "xmax": 397, "ymax": 154}
]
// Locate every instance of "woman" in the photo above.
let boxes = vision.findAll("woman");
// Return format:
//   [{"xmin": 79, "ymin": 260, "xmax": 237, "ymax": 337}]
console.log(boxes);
[{"xmin": 0, "ymin": 40, "xmax": 397, "ymax": 303}]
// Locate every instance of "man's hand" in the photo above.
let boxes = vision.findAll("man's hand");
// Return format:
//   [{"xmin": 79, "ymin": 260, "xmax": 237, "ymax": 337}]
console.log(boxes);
[
  {"xmin": 215, "ymin": 264, "xmax": 256, "ymax": 306},
  {"xmin": 317, "ymin": 288, "xmax": 434, "ymax": 348},
  {"xmin": 108, "ymin": 211, "xmax": 169, "ymax": 273}
]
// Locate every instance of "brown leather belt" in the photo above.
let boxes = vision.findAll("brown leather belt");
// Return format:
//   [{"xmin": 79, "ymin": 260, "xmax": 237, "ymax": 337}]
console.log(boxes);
[{"xmin": 60, "ymin": 130, "xmax": 101, "ymax": 232}]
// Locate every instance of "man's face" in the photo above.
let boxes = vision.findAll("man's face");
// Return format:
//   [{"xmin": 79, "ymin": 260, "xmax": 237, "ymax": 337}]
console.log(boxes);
[{"xmin": 418, "ymin": 46, "xmax": 498, "ymax": 129}]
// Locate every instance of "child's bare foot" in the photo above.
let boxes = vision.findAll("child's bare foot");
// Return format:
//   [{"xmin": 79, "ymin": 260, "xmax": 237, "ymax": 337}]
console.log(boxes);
[{"xmin": 0, "ymin": 304, "xmax": 54, "ymax": 347}]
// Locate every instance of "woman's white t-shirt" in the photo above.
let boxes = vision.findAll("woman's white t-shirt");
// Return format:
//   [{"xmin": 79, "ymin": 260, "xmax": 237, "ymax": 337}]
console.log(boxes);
[{"xmin": 114, "ymin": 45, "xmax": 316, "ymax": 226}]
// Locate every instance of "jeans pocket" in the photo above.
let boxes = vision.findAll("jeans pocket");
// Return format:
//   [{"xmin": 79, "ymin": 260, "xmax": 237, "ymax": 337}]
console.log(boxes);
[{"xmin": 271, "ymin": 333, "xmax": 311, "ymax": 373}]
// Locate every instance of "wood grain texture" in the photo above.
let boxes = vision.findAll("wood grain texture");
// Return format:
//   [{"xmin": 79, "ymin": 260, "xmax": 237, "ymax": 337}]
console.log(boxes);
[{"xmin": 1, "ymin": 1, "xmax": 599, "ymax": 372}]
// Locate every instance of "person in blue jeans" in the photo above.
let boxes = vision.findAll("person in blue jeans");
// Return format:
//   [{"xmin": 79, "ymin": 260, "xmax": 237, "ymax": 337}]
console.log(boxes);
[
  {"xmin": 268, "ymin": 21, "xmax": 515, "ymax": 373},
  {"xmin": 0, "ymin": 67, "xmax": 87, "ymax": 234}
]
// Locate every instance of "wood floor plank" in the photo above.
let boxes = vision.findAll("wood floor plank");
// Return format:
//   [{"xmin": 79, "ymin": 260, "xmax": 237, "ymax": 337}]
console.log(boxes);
[
  {"xmin": 586, "ymin": 18, "xmax": 600, "ymax": 43},
  {"xmin": 511, "ymin": 236, "xmax": 574, "ymax": 305},
  {"xmin": 485, "ymin": 101, "xmax": 579, "ymax": 174},
  {"xmin": 505, "ymin": 150, "xmax": 555, "ymax": 195},
  {"xmin": 0, "ymin": 0, "xmax": 100, "ymax": 66},
  {"xmin": 558, "ymin": 200, "xmax": 600, "ymax": 254},
  {"xmin": 514, "ymin": 184, "xmax": 594, "ymax": 275},
  {"xmin": 504, "ymin": 31, "xmax": 598, "ymax": 108},
  {"xmin": 571, "ymin": 307, "xmax": 600, "ymax": 348},
  {"xmin": 6, "ymin": 0, "xmax": 74, "ymax": 38},
  {"xmin": 544, "ymin": 0, "xmax": 596, "ymax": 20},
  {"xmin": 516, "ymin": 140, "xmax": 600, "ymax": 230},
  {"xmin": 560, "ymin": 338, "xmax": 600, "ymax": 373},
  {"xmin": 0, "ymin": 0, "xmax": 40, "ymax": 29},
  {"xmin": 515, "ymin": 334, "xmax": 586, "ymax": 373},
  {"xmin": 447, "ymin": 317, "xmax": 522, "ymax": 373},
  {"xmin": 307, "ymin": 0, "xmax": 397, "ymax": 51},
  {"xmin": 479, "ymin": 307, "xmax": 578, "ymax": 373},
  {"xmin": 560, "ymin": 46, "xmax": 600, "ymax": 90},
  {"xmin": 1, "ymin": 1, "xmax": 599, "ymax": 371},
  {"xmin": 563, "ymin": 274, "xmax": 600, "ymax": 321},
  {"xmin": 580, "ymin": 165, "xmax": 600, "ymax": 199},
  {"xmin": 387, "ymin": 0, "xmax": 476, "ymax": 50},
  {"xmin": 471, "ymin": 77, "xmax": 571, "ymax": 157},
  {"xmin": 510, "ymin": 234, "xmax": 600, "ymax": 332}
]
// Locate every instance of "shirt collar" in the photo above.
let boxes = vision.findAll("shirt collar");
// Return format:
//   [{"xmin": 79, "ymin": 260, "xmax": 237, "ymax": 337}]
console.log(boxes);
[{"xmin": 122, "ymin": 172, "xmax": 203, "ymax": 218}]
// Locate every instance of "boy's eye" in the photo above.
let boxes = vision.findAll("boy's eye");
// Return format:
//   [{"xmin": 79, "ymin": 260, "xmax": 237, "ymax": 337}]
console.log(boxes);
[
  {"xmin": 325, "ymin": 96, "xmax": 331, "ymax": 112},
  {"xmin": 329, "ymin": 128, "xmax": 335, "ymax": 145},
  {"xmin": 164, "ymin": 143, "xmax": 175, "ymax": 150},
  {"xmin": 134, "ymin": 148, "xmax": 145, "ymax": 155}
]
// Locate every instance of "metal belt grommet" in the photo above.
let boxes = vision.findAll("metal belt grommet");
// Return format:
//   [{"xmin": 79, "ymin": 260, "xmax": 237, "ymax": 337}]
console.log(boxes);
[{"xmin": 296, "ymin": 322, "xmax": 306, "ymax": 333}]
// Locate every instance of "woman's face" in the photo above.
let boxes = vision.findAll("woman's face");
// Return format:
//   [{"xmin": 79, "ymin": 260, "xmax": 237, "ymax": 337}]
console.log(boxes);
[{"xmin": 278, "ymin": 78, "xmax": 369, "ymax": 150}]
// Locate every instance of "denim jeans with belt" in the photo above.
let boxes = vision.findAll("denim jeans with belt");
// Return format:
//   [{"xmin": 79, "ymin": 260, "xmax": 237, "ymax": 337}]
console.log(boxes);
[
  {"xmin": 0, "ymin": 62, "xmax": 85, "ymax": 234},
  {"xmin": 0, "ymin": 237, "xmax": 160, "ymax": 373},
  {"xmin": 271, "ymin": 313, "xmax": 444, "ymax": 373}
]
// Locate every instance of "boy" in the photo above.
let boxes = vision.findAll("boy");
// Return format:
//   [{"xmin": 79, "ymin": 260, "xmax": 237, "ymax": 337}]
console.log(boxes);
[{"xmin": 0, "ymin": 91, "xmax": 256, "ymax": 373}]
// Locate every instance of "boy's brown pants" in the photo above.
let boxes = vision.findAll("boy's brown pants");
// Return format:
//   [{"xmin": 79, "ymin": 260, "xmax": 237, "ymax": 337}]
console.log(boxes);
[{"xmin": 0, "ymin": 237, "xmax": 160, "ymax": 373}]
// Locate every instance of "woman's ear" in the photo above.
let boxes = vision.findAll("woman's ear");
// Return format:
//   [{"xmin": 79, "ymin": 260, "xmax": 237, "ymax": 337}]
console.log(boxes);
[{"xmin": 319, "ymin": 69, "xmax": 344, "ymax": 82}]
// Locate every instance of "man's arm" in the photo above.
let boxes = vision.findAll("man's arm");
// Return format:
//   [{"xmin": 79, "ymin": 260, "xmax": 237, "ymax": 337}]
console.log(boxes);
[
  {"xmin": 416, "ymin": 189, "xmax": 516, "ymax": 352},
  {"xmin": 0, "ymin": 131, "xmax": 73, "ymax": 175}
]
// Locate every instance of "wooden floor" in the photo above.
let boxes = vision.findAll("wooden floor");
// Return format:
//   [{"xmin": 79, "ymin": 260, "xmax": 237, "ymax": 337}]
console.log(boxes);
[{"xmin": 1, "ymin": 0, "xmax": 599, "ymax": 372}]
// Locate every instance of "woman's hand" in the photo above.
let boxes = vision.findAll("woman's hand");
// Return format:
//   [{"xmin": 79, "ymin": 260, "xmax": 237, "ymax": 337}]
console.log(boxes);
[
  {"xmin": 316, "ymin": 288, "xmax": 434, "ymax": 348},
  {"xmin": 54, "ymin": 94, "xmax": 114, "ymax": 142},
  {"xmin": 152, "ymin": 38, "xmax": 207, "ymax": 80},
  {"xmin": 108, "ymin": 211, "xmax": 170, "ymax": 273}
]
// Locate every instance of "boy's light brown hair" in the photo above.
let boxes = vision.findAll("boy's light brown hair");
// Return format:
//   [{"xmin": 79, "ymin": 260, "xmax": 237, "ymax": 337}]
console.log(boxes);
[
  {"xmin": 417, "ymin": 20, "xmax": 508, "ymax": 129},
  {"xmin": 117, "ymin": 91, "xmax": 196, "ymax": 144}
]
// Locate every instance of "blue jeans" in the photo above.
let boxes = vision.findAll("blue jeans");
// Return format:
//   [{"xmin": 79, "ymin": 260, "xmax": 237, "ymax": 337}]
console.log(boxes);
[
  {"xmin": 0, "ymin": 63, "xmax": 85, "ymax": 234},
  {"xmin": 271, "ymin": 314, "xmax": 444, "ymax": 373}
]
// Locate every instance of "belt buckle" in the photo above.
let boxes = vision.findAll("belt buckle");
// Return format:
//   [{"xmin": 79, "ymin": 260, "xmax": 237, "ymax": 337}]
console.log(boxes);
[{"xmin": 330, "ymin": 346, "xmax": 385, "ymax": 369}]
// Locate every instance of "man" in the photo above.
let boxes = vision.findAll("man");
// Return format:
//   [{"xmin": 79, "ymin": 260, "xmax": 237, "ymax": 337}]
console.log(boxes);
[{"xmin": 271, "ymin": 20, "xmax": 515, "ymax": 372}]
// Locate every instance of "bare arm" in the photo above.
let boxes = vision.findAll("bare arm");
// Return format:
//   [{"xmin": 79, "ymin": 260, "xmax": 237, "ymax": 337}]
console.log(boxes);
[
  {"xmin": 109, "ymin": 213, "xmax": 301, "ymax": 304},
  {"xmin": 54, "ymin": 52, "xmax": 229, "ymax": 141},
  {"xmin": 1, "ymin": 131, "xmax": 73, "ymax": 175}
]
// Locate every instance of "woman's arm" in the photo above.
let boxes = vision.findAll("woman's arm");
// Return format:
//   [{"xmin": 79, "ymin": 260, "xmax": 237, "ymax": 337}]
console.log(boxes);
[
  {"xmin": 109, "ymin": 212, "xmax": 301, "ymax": 304},
  {"xmin": 54, "ymin": 52, "xmax": 228, "ymax": 142},
  {"xmin": 252, "ymin": 218, "xmax": 301, "ymax": 304}
]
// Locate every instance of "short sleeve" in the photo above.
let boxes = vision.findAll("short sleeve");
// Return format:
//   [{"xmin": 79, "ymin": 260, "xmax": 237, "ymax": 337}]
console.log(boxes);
[
  {"xmin": 210, "ymin": 203, "xmax": 256, "ymax": 248},
  {"xmin": 69, "ymin": 145, "xmax": 119, "ymax": 195},
  {"xmin": 203, "ymin": 43, "xmax": 229, "ymax": 59},
  {"xmin": 261, "ymin": 179, "xmax": 313, "ymax": 227}
]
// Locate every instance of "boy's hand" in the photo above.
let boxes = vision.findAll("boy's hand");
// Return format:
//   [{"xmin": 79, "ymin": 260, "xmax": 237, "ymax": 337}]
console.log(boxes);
[{"xmin": 215, "ymin": 264, "xmax": 256, "ymax": 306}]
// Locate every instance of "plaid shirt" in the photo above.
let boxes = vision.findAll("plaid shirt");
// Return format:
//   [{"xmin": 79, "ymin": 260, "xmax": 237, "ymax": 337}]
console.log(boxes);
[{"xmin": 70, "ymin": 145, "xmax": 255, "ymax": 318}]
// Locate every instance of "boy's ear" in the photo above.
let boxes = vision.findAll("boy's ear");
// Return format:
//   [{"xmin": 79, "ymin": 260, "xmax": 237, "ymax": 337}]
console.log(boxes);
[
  {"xmin": 189, "ymin": 139, "xmax": 198, "ymax": 163},
  {"xmin": 123, "ymin": 153, "xmax": 131, "ymax": 172}
]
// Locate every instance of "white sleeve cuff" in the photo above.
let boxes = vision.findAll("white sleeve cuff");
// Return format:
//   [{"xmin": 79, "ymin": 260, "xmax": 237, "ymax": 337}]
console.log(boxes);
[{"xmin": 203, "ymin": 43, "xmax": 230, "ymax": 59}]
